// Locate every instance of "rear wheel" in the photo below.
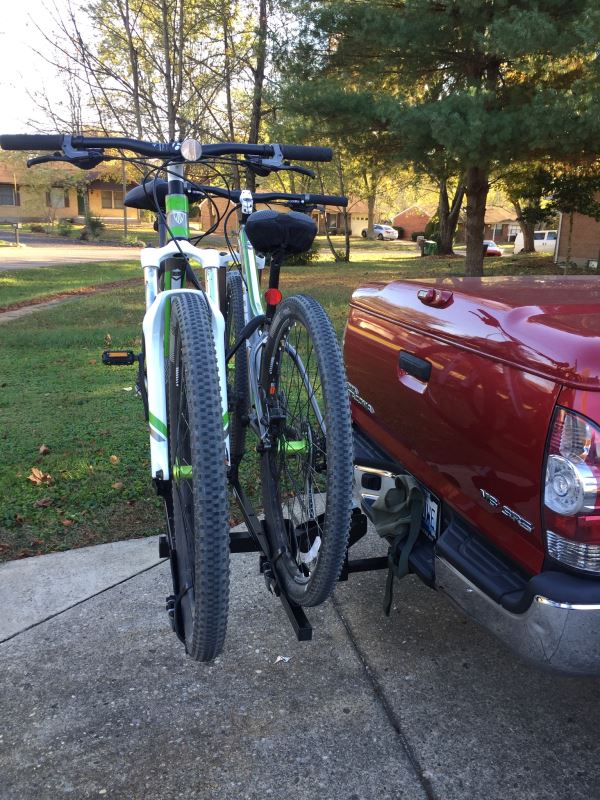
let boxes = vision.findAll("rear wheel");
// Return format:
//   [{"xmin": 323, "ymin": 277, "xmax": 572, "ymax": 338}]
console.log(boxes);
[
  {"xmin": 224, "ymin": 271, "xmax": 248, "ymax": 466},
  {"xmin": 260, "ymin": 294, "xmax": 353, "ymax": 607},
  {"xmin": 168, "ymin": 293, "xmax": 229, "ymax": 661}
]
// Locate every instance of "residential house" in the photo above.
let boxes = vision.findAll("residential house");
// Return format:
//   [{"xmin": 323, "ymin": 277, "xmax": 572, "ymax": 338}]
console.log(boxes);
[
  {"xmin": 199, "ymin": 195, "xmax": 376, "ymax": 237},
  {"xmin": 0, "ymin": 159, "xmax": 140, "ymax": 224},
  {"xmin": 455, "ymin": 206, "xmax": 519, "ymax": 243},
  {"xmin": 392, "ymin": 205, "xmax": 434, "ymax": 239},
  {"xmin": 555, "ymin": 208, "xmax": 600, "ymax": 267}
]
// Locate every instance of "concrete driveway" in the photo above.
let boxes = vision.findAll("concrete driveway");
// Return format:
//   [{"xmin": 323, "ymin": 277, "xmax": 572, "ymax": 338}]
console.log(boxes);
[
  {"xmin": 1, "ymin": 530, "xmax": 599, "ymax": 800},
  {"xmin": 0, "ymin": 241, "xmax": 139, "ymax": 270}
]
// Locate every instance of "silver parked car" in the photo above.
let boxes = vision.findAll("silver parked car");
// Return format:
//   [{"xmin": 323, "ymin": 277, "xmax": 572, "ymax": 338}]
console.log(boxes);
[{"xmin": 361, "ymin": 223, "xmax": 398, "ymax": 240}]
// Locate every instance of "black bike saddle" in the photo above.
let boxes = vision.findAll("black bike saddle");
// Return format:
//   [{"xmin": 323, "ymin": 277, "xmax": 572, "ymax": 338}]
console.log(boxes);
[{"xmin": 124, "ymin": 178, "xmax": 169, "ymax": 212}]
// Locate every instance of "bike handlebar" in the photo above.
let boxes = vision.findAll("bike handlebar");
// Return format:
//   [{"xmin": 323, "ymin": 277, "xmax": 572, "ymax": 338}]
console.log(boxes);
[
  {"xmin": 0, "ymin": 134, "xmax": 333, "ymax": 163},
  {"xmin": 0, "ymin": 134, "xmax": 65, "ymax": 151},
  {"xmin": 189, "ymin": 184, "xmax": 347, "ymax": 207}
]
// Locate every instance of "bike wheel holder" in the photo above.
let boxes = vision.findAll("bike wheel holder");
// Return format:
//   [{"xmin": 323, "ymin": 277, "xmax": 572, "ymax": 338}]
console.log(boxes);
[{"xmin": 228, "ymin": 474, "xmax": 379, "ymax": 643}]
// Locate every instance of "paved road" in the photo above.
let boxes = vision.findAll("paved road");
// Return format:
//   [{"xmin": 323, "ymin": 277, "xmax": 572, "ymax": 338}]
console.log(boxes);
[
  {"xmin": 1, "ymin": 532, "xmax": 599, "ymax": 800},
  {"xmin": 0, "ymin": 241, "xmax": 140, "ymax": 270}
]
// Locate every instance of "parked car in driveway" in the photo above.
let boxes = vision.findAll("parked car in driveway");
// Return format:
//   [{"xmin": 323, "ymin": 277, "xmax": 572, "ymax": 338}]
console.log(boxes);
[
  {"xmin": 345, "ymin": 275, "xmax": 600, "ymax": 675},
  {"xmin": 361, "ymin": 224, "xmax": 398, "ymax": 240},
  {"xmin": 483, "ymin": 239, "xmax": 502, "ymax": 256},
  {"xmin": 513, "ymin": 229, "xmax": 557, "ymax": 254}
]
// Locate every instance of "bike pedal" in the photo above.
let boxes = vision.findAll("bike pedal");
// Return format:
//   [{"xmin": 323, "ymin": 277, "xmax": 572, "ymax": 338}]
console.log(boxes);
[
  {"xmin": 102, "ymin": 349, "xmax": 136, "ymax": 366},
  {"xmin": 158, "ymin": 534, "xmax": 170, "ymax": 559}
]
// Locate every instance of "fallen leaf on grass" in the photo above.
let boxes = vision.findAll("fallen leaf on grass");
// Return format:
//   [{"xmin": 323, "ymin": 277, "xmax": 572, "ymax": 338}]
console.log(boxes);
[
  {"xmin": 14, "ymin": 513, "xmax": 24, "ymax": 526},
  {"xmin": 89, "ymin": 359, "xmax": 97, "ymax": 365},
  {"xmin": 38, "ymin": 444, "xmax": 51, "ymax": 456},
  {"xmin": 27, "ymin": 467, "xmax": 53, "ymax": 485},
  {"xmin": 112, "ymin": 481, "xmax": 124, "ymax": 490},
  {"xmin": 110, "ymin": 455, "xmax": 120, "ymax": 464},
  {"xmin": 62, "ymin": 519, "xmax": 74, "ymax": 527},
  {"xmin": 34, "ymin": 497, "xmax": 53, "ymax": 508}
]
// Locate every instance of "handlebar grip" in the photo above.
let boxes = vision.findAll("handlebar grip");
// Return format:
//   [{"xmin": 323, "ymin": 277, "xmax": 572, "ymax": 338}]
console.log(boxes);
[
  {"xmin": 0, "ymin": 134, "xmax": 65, "ymax": 151},
  {"xmin": 306, "ymin": 194, "xmax": 348, "ymax": 207},
  {"xmin": 279, "ymin": 144, "xmax": 332, "ymax": 162}
]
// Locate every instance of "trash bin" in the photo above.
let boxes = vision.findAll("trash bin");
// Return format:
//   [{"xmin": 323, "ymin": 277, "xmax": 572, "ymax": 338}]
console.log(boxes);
[{"xmin": 423, "ymin": 239, "xmax": 438, "ymax": 256}]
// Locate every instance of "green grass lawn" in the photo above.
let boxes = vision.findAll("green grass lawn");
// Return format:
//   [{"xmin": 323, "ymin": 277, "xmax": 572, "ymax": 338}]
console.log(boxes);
[
  {"xmin": 0, "ymin": 260, "xmax": 138, "ymax": 308},
  {"xmin": 0, "ymin": 248, "xmax": 595, "ymax": 562}
]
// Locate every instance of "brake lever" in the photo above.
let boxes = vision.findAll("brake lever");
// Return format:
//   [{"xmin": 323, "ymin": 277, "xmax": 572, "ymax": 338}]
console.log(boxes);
[
  {"xmin": 244, "ymin": 157, "xmax": 315, "ymax": 179},
  {"xmin": 27, "ymin": 153, "xmax": 108, "ymax": 170}
]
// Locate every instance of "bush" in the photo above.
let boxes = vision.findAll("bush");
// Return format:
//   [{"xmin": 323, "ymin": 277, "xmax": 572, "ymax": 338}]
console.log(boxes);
[
  {"xmin": 57, "ymin": 219, "xmax": 74, "ymax": 237},
  {"xmin": 122, "ymin": 234, "xmax": 146, "ymax": 247},
  {"xmin": 28, "ymin": 223, "xmax": 45, "ymax": 233},
  {"xmin": 283, "ymin": 242, "xmax": 320, "ymax": 266},
  {"xmin": 80, "ymin": 216, "xmax": 105, "ymax": 240},
  {"xmin": 393, "ymin": 225, "xmax": 404, "ymax": 239},
  {"xmin": 411, "ymin": 230, "xmax": 426, "ymax": 241}
]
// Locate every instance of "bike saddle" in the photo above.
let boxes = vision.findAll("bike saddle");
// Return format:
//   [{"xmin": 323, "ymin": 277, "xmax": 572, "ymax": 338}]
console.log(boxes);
[
  {"xmin": 245, "ymin": 209, "xmax": 317, "ymax": 256},
  {"xmin": 124, "ymin": 178, "xmax": 169, "ymax": 211}
]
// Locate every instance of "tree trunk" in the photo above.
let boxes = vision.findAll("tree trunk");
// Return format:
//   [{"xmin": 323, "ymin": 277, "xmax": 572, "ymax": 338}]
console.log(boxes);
[
  {"xmin": 438, "ymin": 178, "xmax": 465, "ymax": 255},
  {"xmin": 511, "ymin": 200, "xmax": 535, "ymax": 252},
  {"xmin": 366, "ymin": 193, "xmax": 376, "ymax": 239},
  {"xmin": 221, "ymin": 5, "xmax": 241, "ymax": 188},
  {"xmin": 336, "ymin": 154, "xmax": 350, "ymax": 262},
  {"xmin": 246, "ymin": 0, "xmax": 267, "ymax": 191},
  {"xmin": 464, "ymin": 166, "xmax": 489, "ymax": 277},
  {"xmin": 566, "ymin": 211, "xmax": 574, "ymax": 265},
  {"xmin": 160, "ymin": 0, "xmax": 176, "ymax": 141}
]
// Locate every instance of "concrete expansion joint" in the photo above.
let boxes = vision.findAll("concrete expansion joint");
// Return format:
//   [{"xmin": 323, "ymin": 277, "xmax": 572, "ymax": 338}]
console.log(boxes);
[
  {"xmin": 330, "ymin": 593, "xmax": 439, "ymax": 800},
  {"xmin": 0, "ymin": 559, "xmax": 165, "ymax": 645}
]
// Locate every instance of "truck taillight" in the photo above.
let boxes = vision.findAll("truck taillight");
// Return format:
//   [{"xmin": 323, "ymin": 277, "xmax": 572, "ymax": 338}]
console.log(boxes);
[{"xmin": 544, "ymin": 408, "xmax": 600, "ymax": 574}]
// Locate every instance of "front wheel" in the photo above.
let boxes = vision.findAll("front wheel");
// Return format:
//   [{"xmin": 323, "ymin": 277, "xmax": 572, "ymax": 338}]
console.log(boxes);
[
  {"xmin": 260, "ymin": 294, "xmax": 353, "ymax": 607},
  {"xmin": 168, "ymin": 293, "xmax": 230, "ymax": 661}
]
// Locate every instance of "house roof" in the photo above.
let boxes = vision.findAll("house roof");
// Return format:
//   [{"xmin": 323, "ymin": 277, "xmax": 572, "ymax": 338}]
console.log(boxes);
[
  {"xmin": 483, "ymin": 205, "xmax": 518, "ymax": 224},
  {"xmin": 394, "ymin": 205, "xmax": 435, "ymax": 219}
]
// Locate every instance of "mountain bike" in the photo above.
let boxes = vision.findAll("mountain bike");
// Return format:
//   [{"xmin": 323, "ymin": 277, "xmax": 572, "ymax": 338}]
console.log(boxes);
[{"xmin": 0, "ymin": 133, "xmax": 354, "ymax": 661}]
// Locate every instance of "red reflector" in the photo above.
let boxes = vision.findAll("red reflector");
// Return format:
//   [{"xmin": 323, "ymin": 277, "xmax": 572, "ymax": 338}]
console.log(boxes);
[{"xmin": 265, "ymin": 288, "xmax": 283, "ymax": 305}]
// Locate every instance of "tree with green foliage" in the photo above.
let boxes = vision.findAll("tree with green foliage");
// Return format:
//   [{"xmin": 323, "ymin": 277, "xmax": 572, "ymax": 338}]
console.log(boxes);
[
  {"xmin": 279, "ymin": 0, "xmax": 600, "ymax": 275},
  {"xmin": 501, "ymin": 163, "xmax": 555, "ymax": 252}
]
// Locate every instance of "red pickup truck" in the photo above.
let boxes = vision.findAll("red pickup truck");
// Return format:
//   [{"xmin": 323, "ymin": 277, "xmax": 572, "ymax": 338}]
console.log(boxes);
[{"xmin": 344, "ymin": 275, "xmax": 600, "ymax": 675}]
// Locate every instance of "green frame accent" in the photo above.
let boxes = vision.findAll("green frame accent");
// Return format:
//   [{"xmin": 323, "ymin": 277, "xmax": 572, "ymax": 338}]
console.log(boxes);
[
  {"xmin": 281, "ymin": 439, "xmax": 308, "ymax": 455},
  {"xmin": 149, "ymin": 411, "xmax": 168, "ymax": 437},
  {"xmin": 166, "ymin": 193, "xmax": 189, "ymax": 239}
]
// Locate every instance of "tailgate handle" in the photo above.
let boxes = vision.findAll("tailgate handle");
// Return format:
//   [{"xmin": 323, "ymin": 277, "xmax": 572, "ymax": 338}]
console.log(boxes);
[{"xmin": 399, "ymin": 351, "xmax": 432, "ymax": 382}]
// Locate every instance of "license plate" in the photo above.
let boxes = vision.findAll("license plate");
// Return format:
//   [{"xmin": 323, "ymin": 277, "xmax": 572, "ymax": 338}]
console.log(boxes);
[{"xmin": 421, "ymin": 490, "xmax": 440, "ymax": 540}]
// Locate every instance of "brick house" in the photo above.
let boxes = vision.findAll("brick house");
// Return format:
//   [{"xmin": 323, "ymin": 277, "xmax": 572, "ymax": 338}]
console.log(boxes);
[
  {"xmin": 455, "ymin": 206, "xmax": 519, "ymax": 243},
  {"xmin": 555, "ymin": 209, "xmax": 600, "ymax": 267},
  {"xmin": 392, "ymin": 205, "xmax": 434, "ymax": 239}
]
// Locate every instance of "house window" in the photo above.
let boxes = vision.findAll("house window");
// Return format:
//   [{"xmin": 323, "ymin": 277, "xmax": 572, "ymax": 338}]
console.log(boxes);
[
  {"xmin": 46, "ymin": 188, "xmax": 70, "ymax": 208},
  {"xmin": 0, "ymin": 184, "xmax": 20, "ymax": 206},
  {"xmin": 508, "ymin": 224, "xmax": 519, "ymax": 242},
  {"xmin": 101, "ymin": 189, "xmax": 124, "ymax": 209}
]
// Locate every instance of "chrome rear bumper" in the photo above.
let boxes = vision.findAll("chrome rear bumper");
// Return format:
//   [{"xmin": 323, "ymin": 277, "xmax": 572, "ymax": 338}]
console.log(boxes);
[{"xmin": 435, "ymin": 556, "xmax": 600, "ymax": 675}]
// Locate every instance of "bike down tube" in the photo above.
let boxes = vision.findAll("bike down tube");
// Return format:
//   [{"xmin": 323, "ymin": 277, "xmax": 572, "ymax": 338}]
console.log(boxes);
[{"xmin": 141, "ymin": 241, "xmax": 229, "ymax": 478}]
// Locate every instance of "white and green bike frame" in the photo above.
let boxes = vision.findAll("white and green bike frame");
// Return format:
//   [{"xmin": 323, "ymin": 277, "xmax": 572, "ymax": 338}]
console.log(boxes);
[{"xmin": 140, "ymin": 174, "xmax": 266, "ymax": 480}]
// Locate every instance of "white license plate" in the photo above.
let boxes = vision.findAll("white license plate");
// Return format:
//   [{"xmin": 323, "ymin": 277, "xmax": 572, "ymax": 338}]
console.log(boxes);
[{"xmin": 422, "ymin": 490, "xmax": 440, "ymax": 540}]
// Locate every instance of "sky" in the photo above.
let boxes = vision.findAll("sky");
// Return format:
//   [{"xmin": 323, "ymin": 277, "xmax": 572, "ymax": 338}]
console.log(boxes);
[{"xmin": 0, "ymin": 2, "xmax": 68, "ymax": 133}]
